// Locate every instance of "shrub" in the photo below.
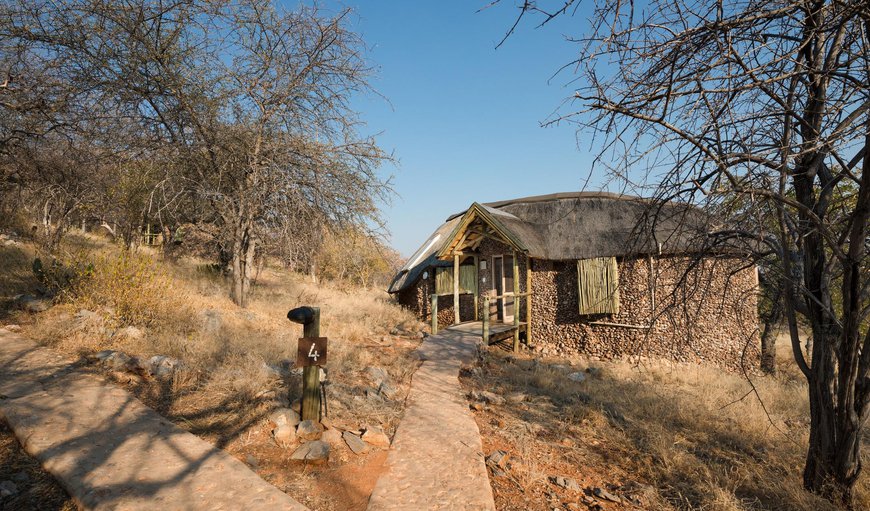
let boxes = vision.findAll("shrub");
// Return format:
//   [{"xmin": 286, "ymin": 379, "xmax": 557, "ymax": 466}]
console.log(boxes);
[{"xmin": 66, "ymin": 251, "xmax": 190, "ymax": 328}]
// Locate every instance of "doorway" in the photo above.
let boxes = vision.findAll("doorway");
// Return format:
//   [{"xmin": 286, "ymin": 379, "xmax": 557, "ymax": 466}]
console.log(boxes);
[{"xmin": 492, "ymin": 255, "xmax": 515, "ymax": 323}]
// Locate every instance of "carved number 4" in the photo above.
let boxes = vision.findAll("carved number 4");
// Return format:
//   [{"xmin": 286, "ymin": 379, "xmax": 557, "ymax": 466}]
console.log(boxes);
[{"xmin": 308, "ymin": 343, "xmax": 319, "ymax": 362}]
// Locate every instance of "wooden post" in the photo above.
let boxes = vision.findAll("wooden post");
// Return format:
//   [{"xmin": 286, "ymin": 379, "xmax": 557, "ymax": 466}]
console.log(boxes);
[
  {"xmin": 527, "ymin": 265, "xmax": 533, "ymax": 345},
  {"xmin": 482, "ymin": 296, "xmax": 490, "ymax": 343},
  {"xmin": 473, "ymin": 255, "xmax": 479, "ymax": 321},
  {"xmin": 512, "ymin": 251, "xmax": 520, "ymax": 352},
  {"xmin": 431, "ymin": 293, "xmax": 438, "ymax": 334},
  {"xmin": 453, "ymin": 253, "xmax": 460, "ymax": 324},
  {"xmin": 287, "ymin": 306, "xmax": 321, "ymax": 422}
]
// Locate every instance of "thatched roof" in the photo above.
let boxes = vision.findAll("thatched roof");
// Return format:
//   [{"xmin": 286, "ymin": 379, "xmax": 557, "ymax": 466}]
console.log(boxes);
[{"xmin": 388, "ymin": 192, "xmax": 710, "ymax": 294}]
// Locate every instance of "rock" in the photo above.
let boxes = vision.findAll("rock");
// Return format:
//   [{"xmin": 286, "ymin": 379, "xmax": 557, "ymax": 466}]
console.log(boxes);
[
  {"xmin": 378, "ymin": 381, "xmax": 400, "ymax": 400},
  {"xmin": 361, "ymin": 425, "xmax": 390, "ymax": 448},
  {"xmin": 269, "ymin": 408, "xmax": 301, "ymax": 428},
  {"xmin": 94, "ymin": 350, "xmax": 115, "ymax": 362},
  {"xmin": 343, "ymin": 431, "xmax": 370, "ymax": 455},
  {"xmin": 506, "ymin": 392, "xmax": 526, "ymax": 404},
  {"xmin": 365, "ymin": 387, "xmax": 385, "ymax": 403},
  {"xmin": 592, "ymin": 487, "xmax": 621, "ymax": 503},
  {"xmin": 290, "ymin": 440, "xmax": 330, "ymax": 463},
  {"xmin": 296, "ymin": 420, "xmax": 323, "ymax": 441},
  {"xmin": 75, "ymin": 309, "xmax": 100, "ymax": 321},
  {"xmin": 0, "ymin": 480, "xmax": 18, "ymax": 498},
  {"xmin": 549, "ymin": 476, "xmax": 581, "ymax": 491},
  {"xmin": 321, "ymin": 428, "xmax": 343, "ymax": 446},
  {"xmin": 147, "ymin": 355, "xmax": 181, "ymax": 377},
  {"xmin": 3, "ymin": 324, "xmax": 21, "ymax": 333},
  {"xmin": 290, "ymin": 399, "xmax": 302, "ymax": 413},
  {"xmin": 567, "ymin": 372, "xmax": 587, "ymax": 383},
  {"xmin": 261, "ymin": 363, "xmax": 283, "ymax": 379},
  {"xmin": 472, "ymin": 390, "xmax": 505, "ymax": 406},
  {"xmin": 199, "ymin": 309, "xmax": 222, "ymax": 332},
  {"xmin": 103, "ymin": 351, "xmax": 132, "ymax": 371},
  {"xmin": 19, "ymin": 295, "xmax": 50, "ymax": 313},
  {"xmin": 114, "ymin": 326, "xmax": 144, "ymax": 340},
  {"xmin": 273, "ymin": 424, "xmax": 297, "ymax": 446},
  {"xmin": 364, "ymin": 366, "xmax": 389, "ymax": 387},
  {"xmin": 486, "ymin": 450, "xmax": 510, "ymax": 469}
]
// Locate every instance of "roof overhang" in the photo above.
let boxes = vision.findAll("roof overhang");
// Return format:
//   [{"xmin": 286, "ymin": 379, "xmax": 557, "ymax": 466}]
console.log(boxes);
[{"xmin": 435, "ymin": 202, "xmax": 528, "ymax": 259}]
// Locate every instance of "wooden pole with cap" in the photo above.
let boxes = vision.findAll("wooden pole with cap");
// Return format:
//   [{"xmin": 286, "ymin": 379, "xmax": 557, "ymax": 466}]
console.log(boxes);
[{"xmin": 287, "ymin": 306, "xmax": 321, "ymax": 421}]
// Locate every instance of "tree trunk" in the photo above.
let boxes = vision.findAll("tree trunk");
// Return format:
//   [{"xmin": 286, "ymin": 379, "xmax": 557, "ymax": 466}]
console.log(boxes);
[
  {"xmin": 230, "ymin": 217, "xmax": 255, "ymax": 308},
  {"xmin": 759, "ymin": 289, "xmax": 783, "ymax": 374},
  {"xmin": 803, "ymin": 329, "xmax": 862, "ymax": 509}
]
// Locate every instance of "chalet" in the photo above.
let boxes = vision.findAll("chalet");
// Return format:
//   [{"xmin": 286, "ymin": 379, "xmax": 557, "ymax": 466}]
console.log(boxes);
[{"xmin": 388, "ymin": 192, "xmax": 759, "ymax": 369}]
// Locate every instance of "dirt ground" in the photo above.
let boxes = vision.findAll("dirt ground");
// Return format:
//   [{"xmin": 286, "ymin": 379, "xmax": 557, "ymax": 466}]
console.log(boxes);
[
  {"xmin": 0, "ymin": 420, "xmax": 78, "ymax": 511},
  {"xmin": 461, "ymin": 356, "xmax": 654, "ymax": 511}
]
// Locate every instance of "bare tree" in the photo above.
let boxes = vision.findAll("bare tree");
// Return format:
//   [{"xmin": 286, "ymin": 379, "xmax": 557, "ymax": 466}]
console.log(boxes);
[
  {"xmin": 493, "ymin": 0, "xmax": 869, "ymax": 506},
  {"xmin": 2, "ymin": 0, "xmax": 392, "ymax": 307}
]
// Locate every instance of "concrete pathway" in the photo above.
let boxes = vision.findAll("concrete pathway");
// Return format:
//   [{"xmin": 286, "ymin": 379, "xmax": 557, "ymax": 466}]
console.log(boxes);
[
  {"xmin": 0, "ymin": 327, "xmax": 307, "ymax": 511},
  {"xmin": 367, "ymin": 323, "xmax": 496, "ymax": 511}
]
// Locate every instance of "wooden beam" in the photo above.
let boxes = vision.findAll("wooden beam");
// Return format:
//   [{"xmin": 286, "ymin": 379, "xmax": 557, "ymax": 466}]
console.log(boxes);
[
  {"xmin": 455, "ymin": 230, "xmax": 472, "ymax": 252},
  {"xmin": 526, "ymin": 256, "xmax": 532, "ymax": 346},
  {"xmin": 473, "ymin": 255, "xmax": 479, "ymax": 321},
  {"xmin": 482, "ymin": 296, "xmax": 490, "ymax": 343},
  {"xmin": 431, "ymin": 294, "xmax": 438, "ymax": 334},
  {"xmin": 512, "ymin": 250, "xmax": 520, "ymax": 352},
  {"xmin": 453, "ymin": 253, "xmax": 460, "ymax": 324}
]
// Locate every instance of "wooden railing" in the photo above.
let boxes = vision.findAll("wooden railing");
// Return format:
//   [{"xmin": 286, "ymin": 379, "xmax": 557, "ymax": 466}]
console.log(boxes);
[
  {"xmin": 429, "ymin": 291, "xmax": 533, "ymax": 353},
  {"xmin": 482, "ymin": 292, "xmax": 532, "ymax": 352}
]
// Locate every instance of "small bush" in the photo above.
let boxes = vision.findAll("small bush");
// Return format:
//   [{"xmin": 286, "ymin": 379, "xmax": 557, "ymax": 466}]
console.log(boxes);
[{"xmin": 66, "ymin": 251, "xmax": 190, "ymax": 328}]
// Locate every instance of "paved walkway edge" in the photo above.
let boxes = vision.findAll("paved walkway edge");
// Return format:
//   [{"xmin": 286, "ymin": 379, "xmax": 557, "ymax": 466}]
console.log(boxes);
[
  {"xmin": 367, "ymin": 325, "xmax": 496, "ymax": 511},
  {"xmin": 0, "ymin": 328, "xmax": 307, "ymax": 511}
]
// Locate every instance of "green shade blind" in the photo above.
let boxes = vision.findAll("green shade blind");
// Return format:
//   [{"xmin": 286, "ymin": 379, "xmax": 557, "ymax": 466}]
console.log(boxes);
[
  {"xmin": 577, "ymin": 257, "xmax": 620, "ymax": 315},
  {"xmin": 435, "ymin": 267, "xmax": 453, "ymax": 295},
  {"xmin": 459, "ymin": 264, "xmax": 478, "ymax": 295},
  {"xmin": 435, "ymin": 264, "xmax": 478, "ymax": 295}
]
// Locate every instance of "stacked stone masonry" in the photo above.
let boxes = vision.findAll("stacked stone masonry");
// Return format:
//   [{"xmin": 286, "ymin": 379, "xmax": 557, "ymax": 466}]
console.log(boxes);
[{"xmin": 397, "ymin": 235, "xmax": 759, "ymax": 370}]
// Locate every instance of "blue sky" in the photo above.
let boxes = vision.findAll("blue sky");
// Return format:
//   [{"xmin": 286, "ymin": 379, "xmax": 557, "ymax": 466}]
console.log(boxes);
[{"xmin": 331, "ymin": 2, "xmax": 604, "ymax": 256}]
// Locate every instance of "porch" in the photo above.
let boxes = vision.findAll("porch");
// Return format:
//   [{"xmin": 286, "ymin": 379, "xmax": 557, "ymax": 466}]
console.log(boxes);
[{"xmin": 444, "ymin": 320, "xmax": 528, "ymax": 349}]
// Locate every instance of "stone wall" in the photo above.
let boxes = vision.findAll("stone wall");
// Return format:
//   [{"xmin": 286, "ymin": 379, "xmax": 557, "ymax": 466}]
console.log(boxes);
[
  {"xmin": 529, "ymin": 255, "xmax": 759, "ymax": 370},
  {"xmin": 394, "ymin": 238, "xmax": 759, "ymax": 370}
]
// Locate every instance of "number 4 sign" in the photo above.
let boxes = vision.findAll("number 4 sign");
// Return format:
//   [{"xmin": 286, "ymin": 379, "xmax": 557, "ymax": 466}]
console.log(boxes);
[{"xmin": 296, "ymin": 337, "xmax": 328, "ymax": 367}]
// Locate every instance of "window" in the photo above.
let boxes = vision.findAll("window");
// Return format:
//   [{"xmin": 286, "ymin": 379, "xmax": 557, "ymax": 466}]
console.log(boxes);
[
  {"xmin": 577, "ymin": 257, "xmax": 620, "ymax": 315},
  {"xmin": 434, "ymin": 264, "xmax": 478, "ymax": 295}
]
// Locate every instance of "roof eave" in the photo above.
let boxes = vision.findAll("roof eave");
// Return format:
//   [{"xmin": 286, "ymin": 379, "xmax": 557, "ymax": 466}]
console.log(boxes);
[{"xmin": 435, "ymin": 202, "xmax": 528, "ymax": 259}]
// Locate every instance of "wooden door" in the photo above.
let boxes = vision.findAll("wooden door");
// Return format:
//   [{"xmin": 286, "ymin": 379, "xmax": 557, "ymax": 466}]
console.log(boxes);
[
  {"xmin": 503, "ymin": 254, "xmax": 515, "ymax": 322},
  {"xmin": 492, "ymin": 255, "xmax": 515, "ymax": 323}
]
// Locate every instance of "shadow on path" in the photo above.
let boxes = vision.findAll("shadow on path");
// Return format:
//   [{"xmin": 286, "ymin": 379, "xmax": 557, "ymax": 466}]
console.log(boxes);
[
  {"xmin": 0, "ymin": 328, "xmax": 307, "ymax": 511},
  {"xmin": 367, "ymin": 324, "xmax": 495, "ymax": 511}
]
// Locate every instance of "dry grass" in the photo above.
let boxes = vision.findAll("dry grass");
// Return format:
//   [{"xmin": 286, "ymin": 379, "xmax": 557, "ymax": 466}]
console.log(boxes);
[
  {"xmin": 1, "ymin": 232, "xmax": 421, "ymax": 447},
  {"xmin": 466, "ymin": 340, "xmax": 869, "ymax": 511}
]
